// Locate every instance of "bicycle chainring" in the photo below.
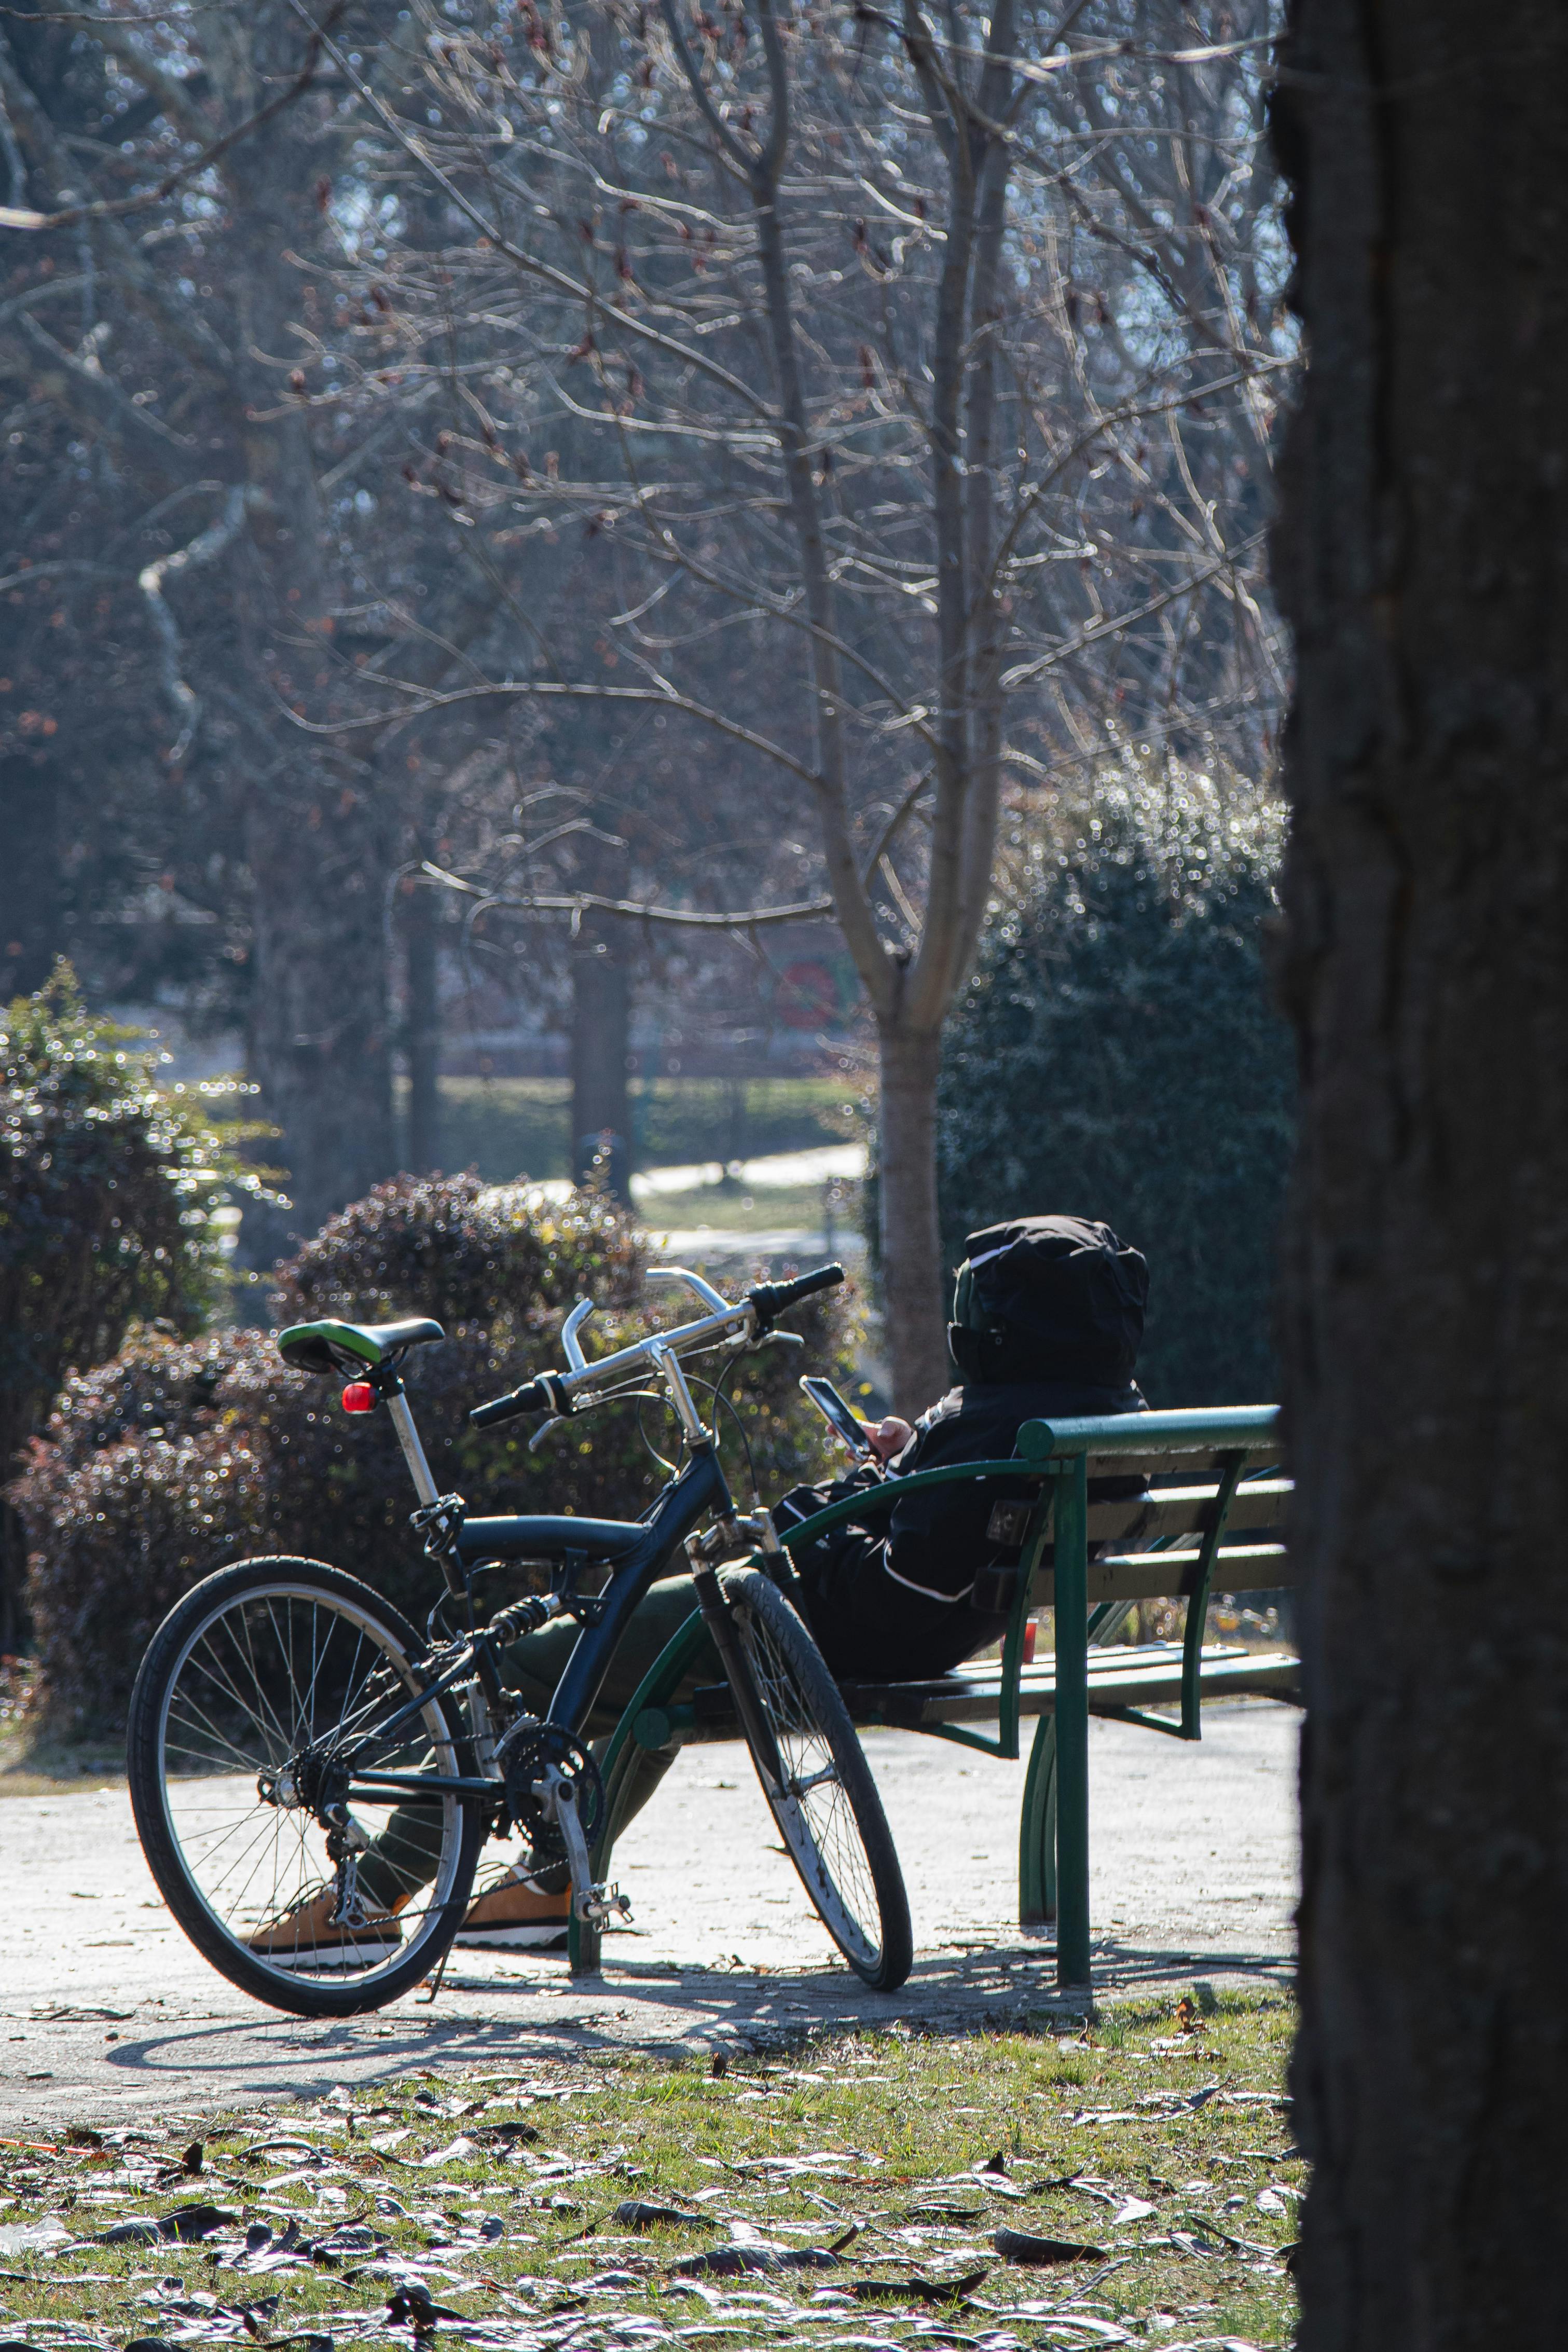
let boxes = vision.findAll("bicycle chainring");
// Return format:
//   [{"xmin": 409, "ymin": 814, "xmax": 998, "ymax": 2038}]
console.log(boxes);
[{"xmin": 498, "ymin": 1721, "xmax": 606, "ymax": 1851}]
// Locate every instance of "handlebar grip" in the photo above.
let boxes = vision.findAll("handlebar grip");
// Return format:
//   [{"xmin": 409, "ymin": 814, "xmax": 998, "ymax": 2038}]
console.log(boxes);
[
  {"xmin": 747, "ymin": 1262, "xmax": 845, "ymax": 1325},
  {"xmin": 469, "ymin": 1376, "xmax": 553, "ymax": 1430}
]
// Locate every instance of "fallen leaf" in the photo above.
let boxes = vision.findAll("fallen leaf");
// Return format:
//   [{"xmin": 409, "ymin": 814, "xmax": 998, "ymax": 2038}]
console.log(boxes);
[
  {"xmin": 675, "ymin": 2241, "xmax": 841, "ymax": 2276},
  {"xmin": 613, "ymin": 2200, "xmax": 703, "ymax": 2230},
  {"xmin": 847, "ymin": 2267, "xmax": 989, "ymax": 2303},
  {"xmin": 991, "ymin": 2226, "xmax": 1108, "ymax": 2265}
]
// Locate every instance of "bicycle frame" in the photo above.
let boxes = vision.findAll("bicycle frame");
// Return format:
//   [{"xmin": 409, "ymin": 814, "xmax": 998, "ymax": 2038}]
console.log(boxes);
[
  {"xmin": 332, "ymin": 1440, "xmax": 734, "ymax": 1806},
  {"xmin": 297, "ymin": 1261, "xmax": 842, "ymax": 1877}
]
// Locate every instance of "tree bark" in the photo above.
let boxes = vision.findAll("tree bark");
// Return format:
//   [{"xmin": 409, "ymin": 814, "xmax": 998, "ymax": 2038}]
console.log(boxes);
[
  {"xmin": 571, "ymin": 933, "xmax": 631, "ymax": 1201},
  {"xmin": 0, "ymin": 758, "xmax": 61, "ymax": 1000},
  {"xmin": 244, "ymin": 784, "xmax": 395, "ymax": 1247},
  {"xmin": 1274, "ymin": 4, "xmax": 1568, "ymax": 2343},
  {"xmin": 405, "ymin": 874, "xmax": 441, "ymax": 1175},
  {"xmin": 877, "ymin": 1024, "xmax": 949, "ymax": 1415}
]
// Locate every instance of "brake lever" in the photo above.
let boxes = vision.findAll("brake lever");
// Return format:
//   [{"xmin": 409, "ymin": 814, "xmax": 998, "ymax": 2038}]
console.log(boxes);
[{"xmin": 528, "ymin": 1415, "xmax": 566, "ymax": 1452}]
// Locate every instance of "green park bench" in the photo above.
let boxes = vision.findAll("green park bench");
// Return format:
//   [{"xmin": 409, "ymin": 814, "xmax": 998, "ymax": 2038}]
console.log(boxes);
[{"xmin": 571, "ymin": 1405, "xmax": 1298, "ymax": 1994}]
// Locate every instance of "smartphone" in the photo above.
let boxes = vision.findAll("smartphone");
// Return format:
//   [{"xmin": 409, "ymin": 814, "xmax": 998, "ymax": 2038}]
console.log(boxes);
[{"xmin": 800, "ymin": 1375, "xmax": 875, "ymax": 1455}]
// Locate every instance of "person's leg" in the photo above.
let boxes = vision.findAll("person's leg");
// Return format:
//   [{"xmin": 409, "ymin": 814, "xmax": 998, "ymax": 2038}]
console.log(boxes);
[
  {"xmin": 451, "ymin": 1573, "xmax": 713, "ymax": 1946},
  {"xmin": 354, "ymin": 1574, "xmax": 709, "ymax": 1915},
  {"xmin": 795, "ymin": 1535, "xmax": 1005, "ymax": 1681}
]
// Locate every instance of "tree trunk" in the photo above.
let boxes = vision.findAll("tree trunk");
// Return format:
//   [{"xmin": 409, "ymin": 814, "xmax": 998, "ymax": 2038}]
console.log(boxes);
[
  {"xmin": 1274, "ymin": 4, "xmax": 1568, "ymax": 2343},
  {"xmin": 244, "ymin": 786, "xmax": 396, "ymax": 1248},
  {"xmin": 571, "ymin": 935, "xmax": 631, "ymax": 1201},
  {"xmin": 405, "ymin": 875, "xmax": 441, "ymax": 1175},
  {"xmin": 0, "ymin": 758, "xmax": 61, "ymax": 1001},
  {"xmin": 877, "ymin": 1023, "xmax": 950, "ymax": 1415}
]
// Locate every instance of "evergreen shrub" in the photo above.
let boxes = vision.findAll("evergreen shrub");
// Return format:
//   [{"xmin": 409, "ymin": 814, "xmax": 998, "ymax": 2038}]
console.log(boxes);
[
  {"xmin": 936, "ymin": 773, "xmax": 1293, "ymax": 1405},
  {"xmin": 0, "ymin": 961, "xmax": 264, "ymax": 1640},
  {"xmin": 14, "ymin": 1171, "xmax": 855, "ymax": 1731}
]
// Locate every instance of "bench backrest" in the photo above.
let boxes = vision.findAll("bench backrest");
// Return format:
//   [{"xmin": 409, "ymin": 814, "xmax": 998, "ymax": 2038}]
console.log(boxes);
[{"xmin": 1010, "ymin": 1406, "xmax": 1288, "ymax": 1606}]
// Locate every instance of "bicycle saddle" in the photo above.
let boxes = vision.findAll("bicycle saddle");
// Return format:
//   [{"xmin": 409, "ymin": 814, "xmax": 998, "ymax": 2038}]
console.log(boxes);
[{"xmin": 277, "ymin": 1316, "xmax": 446, "ymax": 1377}]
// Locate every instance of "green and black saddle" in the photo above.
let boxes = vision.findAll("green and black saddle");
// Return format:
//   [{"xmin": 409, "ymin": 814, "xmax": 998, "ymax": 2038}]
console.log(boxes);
[{"xmin": 278, "ymin": 1317, "xmax": 446, "ymax": 1378}]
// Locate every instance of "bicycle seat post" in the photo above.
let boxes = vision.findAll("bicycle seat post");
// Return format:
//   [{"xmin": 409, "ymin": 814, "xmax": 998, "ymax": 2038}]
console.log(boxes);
[{"xmin": 383, "ymin": 1381, "xmax": 440, "ymax": 1507}]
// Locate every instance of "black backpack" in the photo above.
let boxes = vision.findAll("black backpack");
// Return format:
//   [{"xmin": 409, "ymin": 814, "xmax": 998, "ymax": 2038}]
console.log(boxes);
[{"xmin": 948, "ymin": 1214, "xmax": 1148, "ymax": 1386}]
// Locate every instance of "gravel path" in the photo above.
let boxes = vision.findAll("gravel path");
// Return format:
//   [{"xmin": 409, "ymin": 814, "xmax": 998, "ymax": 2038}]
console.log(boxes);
[{"xmin": 0, "ymin": 1703, "xmax": 1297, "ymax": 2128}]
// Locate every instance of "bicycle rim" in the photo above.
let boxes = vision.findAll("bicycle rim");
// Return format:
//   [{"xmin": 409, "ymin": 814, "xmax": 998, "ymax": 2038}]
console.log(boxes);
[
  {"xmin": 733, "ymin": 1594, "xmax": 886, "ymax": 1974},
  {"xmin": 150, "ymin": 1574, "xmax": 471, "ymax": 1999}
]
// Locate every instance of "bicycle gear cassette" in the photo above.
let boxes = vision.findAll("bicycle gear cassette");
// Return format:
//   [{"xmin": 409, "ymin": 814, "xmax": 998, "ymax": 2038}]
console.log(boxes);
[{"xmin": 496, "ymin": 1720, "xmax": 606, "ymax": 1850}]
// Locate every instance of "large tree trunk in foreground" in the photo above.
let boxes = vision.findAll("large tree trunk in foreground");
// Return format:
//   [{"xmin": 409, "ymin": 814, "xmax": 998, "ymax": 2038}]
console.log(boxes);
[
  {"xmin": 878, "ymin": 1026, "xmax": 950, "ymax": 1416},
  {"xmin": 1274, "ymin": 5, "xmax": 1568, "ymax": 2342}
]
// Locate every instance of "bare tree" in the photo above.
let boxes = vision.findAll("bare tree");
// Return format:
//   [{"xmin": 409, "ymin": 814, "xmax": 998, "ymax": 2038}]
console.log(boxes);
[
  {"xmin": 0, "ymin": 1, "xmax": 517, "ymax": 1240},
  {"xmin": 1274, "ymin": 0, "xmax": 1568, "ymax": 2341},
  {"xmin": 302, "ymin": 0, "xmax": 1289, "ymax": 1405}
]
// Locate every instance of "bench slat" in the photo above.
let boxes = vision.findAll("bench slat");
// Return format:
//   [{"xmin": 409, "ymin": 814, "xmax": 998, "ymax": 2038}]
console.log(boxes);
[
  {"xmin": 838, "ymin": 1643, "xmax": 1301, "ymax": 1728},
  {"xmin": 1029, "ymin": 1541, "xmax": 1293, "ymax": 1604}
]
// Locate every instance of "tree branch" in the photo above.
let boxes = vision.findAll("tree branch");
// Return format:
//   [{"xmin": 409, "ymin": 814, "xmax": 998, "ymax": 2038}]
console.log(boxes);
[
  {"xmin": 139, "ymin": 484, "xmax": 263, "ymax": 761},
  {"xmin": 421, "ymin": 863, "xmax": 834, "ymax": 932}
]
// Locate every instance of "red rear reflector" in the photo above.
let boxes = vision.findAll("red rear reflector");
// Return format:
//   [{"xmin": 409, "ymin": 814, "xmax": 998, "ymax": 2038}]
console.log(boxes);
[{"xmin": 342, "ymin": 1381, "xmax": 376, "ymax": 1414}]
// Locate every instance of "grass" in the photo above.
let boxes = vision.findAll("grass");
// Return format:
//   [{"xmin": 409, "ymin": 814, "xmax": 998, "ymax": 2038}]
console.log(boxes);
[
  {"xmin": 417, "ymin": 1076, "xmax": 862, "ymax": 1185},
  {"xmin": 0, "ymin": 1996, "xmax": 1300, "ymax": 2347},
  {"xmin": 638, "ymin": 1180, "xmax": 856, "ymax": 1234}
]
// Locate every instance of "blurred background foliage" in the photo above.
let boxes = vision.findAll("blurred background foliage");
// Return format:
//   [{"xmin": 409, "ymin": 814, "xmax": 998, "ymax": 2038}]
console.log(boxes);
[
  {"xmin": 0, "ymin": 962, "xmax": 270, "ymax": 1647},
  {"xmin": 935, "ymin": 767, "xmax": 1292, "ymax": 1405},
  {"xmin": 12, "ymin": 1171, "xmax": 856, "ymax": 1734}
]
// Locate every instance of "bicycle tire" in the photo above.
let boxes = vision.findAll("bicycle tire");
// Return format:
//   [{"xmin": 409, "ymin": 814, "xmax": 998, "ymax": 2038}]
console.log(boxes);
[
  {"xmin": 127, "ymin": 1556, "xmax": 485, "ymax": 2017},
  {"xmin": 721, "ymin": 1566, "xmax": 913, "ymax": 1991}
]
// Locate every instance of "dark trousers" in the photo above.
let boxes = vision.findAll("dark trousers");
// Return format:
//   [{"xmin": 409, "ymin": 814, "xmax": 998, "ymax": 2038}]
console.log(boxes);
[{"xmin": 357, "ymin": 1574, "xmax": 708, "ymax": 1908}]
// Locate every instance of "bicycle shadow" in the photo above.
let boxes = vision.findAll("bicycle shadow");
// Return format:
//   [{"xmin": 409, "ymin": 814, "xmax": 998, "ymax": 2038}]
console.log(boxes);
[{"xmin": 86, "ymin": 1935, "xmax": 1291, "ymax": 2103}]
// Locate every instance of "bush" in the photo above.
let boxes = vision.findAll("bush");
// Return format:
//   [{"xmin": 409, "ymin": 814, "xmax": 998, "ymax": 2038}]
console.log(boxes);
[
  {"xmin": 936, "ymin": 773, "xmax": 1293, "ymax": 1405},
  {"xmin": 0, "ymin": 961, "xmax": 266, "ymax": 1642},
  {"xmin": 15, "ymin": 1171, "xmax": 857, "ymax": 1732}
]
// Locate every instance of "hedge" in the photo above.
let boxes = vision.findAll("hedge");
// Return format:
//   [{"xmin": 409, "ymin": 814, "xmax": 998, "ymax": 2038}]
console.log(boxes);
[
  {"xmin": 14, "ymin": 1171, "xmax": 855, "ymax": 1732},
  {"xmin": 936, "ymin": 774, "xmax": 1294, "ymax": 1406}
]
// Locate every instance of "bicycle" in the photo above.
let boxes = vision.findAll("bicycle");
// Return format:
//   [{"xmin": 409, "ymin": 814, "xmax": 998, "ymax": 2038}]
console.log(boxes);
[{"xmin": 126, "ymin": 1261, "xmax": 914, "ymax": 2016}]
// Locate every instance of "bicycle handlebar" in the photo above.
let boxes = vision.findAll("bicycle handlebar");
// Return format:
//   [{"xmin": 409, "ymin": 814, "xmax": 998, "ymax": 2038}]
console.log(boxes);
[
  {"xmin": 466, "ymin": 1263, "xmax": 845, "ymax": 1429},
  {"xmin": 745, "ymin": 1262, "xmax": 845, "ymax": 1325},
  {"xmin": 469, "ymin": 1373, "xmax": 561, "ymax": 1431}
]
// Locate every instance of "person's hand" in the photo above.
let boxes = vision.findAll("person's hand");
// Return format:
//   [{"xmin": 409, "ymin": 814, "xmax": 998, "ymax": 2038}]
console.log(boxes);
[{"xmin": 866, "ymin": 1415, "xmax": 913, "ymax": 1465}]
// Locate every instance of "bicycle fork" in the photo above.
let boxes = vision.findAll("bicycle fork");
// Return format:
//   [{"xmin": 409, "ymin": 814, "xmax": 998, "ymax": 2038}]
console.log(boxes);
[{"xmin": 689, "ymin": 1558, "xmax": 789, "ymax": 1797}]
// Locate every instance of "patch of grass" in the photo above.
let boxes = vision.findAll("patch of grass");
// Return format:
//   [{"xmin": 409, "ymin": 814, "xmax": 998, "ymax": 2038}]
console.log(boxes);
[
  {"xmin": 0, "ymin": 1733, "xmax": 127, "ymax": 1797},
  {"xmin": 639, "ymin": 1179, "xmax": 857, "ymax": 1233},
  {"xmin": 0, "ymin": 1995, "xmax": 1300, "ymax": 2347},
  {"xmin": 417, "ymin": 1076, "xmax": 860, "ymax": 1184}
]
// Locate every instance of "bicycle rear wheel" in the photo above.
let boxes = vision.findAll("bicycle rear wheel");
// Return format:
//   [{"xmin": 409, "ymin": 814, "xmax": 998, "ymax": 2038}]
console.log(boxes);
[
  {"xmin": 127, "ymin": 1556, "xmax": 484, "ymax": 2016},
  {"xmin": 721, "ymin": 1567, "xmax": 913, "ymax": 1991}
]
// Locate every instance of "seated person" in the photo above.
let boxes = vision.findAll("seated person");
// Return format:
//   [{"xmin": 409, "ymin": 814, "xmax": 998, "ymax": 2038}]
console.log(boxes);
[
  {"xmin": 252, "ymin": 1214, "xmax": 1147, "ymax": 1962},
  {"xmin": 776, "ymin": 1213, "xmax": 1149, "ymax": 1682}
]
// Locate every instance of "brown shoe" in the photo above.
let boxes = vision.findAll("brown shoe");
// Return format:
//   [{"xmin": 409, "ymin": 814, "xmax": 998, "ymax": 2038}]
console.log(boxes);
[
  {"xmin": 454, "ymin": 1868, "xmax": 571, "ymax": 1950},
  {"xmin": 246, "ymin": 1886, "xmax": 402, "ymax": 1970}
]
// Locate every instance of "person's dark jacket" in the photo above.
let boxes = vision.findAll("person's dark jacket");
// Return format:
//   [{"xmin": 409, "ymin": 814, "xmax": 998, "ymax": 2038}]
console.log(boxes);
[{"xmin": 778, "ymin": 1376, "xmax": 1145, "ymax": 1682}]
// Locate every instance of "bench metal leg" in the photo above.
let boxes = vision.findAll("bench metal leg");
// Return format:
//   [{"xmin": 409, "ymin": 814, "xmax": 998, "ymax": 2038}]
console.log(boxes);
[
  {"xmin": 1052, "ymin": 1454, "xmax": 1092, "ymax": 1992},
  {"xmin": 1019, "ymin": 1712, "xmax": 1057, "ymax": 1925}
]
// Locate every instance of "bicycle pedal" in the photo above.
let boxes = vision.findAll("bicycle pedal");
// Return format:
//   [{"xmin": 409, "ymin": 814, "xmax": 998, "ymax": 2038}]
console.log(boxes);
[{"xmin": 574, "ymin": 1881, "xmax": 632, "ymax": 1928}]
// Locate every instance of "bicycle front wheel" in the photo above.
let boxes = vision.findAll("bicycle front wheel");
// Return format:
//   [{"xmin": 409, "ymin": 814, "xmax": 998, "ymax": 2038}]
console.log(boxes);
[
  {"xmin": 722, "ymin": 1567, "xmax": 913, "ymax": 1991},
  {"xmin": 127, "ymin": 1557, "xmax": 484, "ymax": 2016}
]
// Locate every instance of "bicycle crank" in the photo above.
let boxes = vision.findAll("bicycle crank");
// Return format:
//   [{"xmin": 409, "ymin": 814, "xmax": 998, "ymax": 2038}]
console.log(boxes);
[{"xmin": 539, "ymin": 1761, "xmax": 632, "ymax": 1929}]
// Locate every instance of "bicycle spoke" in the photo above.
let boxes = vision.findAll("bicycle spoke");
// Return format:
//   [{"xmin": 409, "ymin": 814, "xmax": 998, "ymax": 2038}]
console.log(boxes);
[{"xmin": 154, "ymin": 1577, "xmax": 470, "ymax": 1988}]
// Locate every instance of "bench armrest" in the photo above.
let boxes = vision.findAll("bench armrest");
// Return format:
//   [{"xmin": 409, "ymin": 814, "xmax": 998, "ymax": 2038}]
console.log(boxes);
[{"xmin": 774, "ymin": 1455, "xmax": 1056, "ymax": 1556}]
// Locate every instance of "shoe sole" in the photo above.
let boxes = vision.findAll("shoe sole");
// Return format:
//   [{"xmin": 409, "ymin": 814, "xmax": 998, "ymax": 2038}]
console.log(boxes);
[
  {"xmin": 251, "ymin": 1938, "xmax": 403, "ymax": 1970},
  {"xmin": 452, "ymin": 1923, "xmax": 569, "ymax": 1950}
]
